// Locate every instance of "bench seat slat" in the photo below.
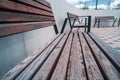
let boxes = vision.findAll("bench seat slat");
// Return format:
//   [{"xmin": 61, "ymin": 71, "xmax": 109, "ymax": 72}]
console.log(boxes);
[
  {"xmin": 71, "ymin": 28, "xmax": 79, "ymax": 33},
  {"xmin": 89, "ymin": 33, "xmax": 120, "ymax": 72},
  {"xmin": 66, "ymin": 56, "xmax": 71, "ymax": 80},
  {"xmin": 51, "ymin": 33, "xmax": 73, "ymax": 80},
  {"xmin": 15, "ymin": 34, "xmax": 65, "ymax": 80},
  {"xmin": 2, "ymin": 34, "xmax": 63, "ymax": 80},
  {"xmin": 69, "ymin": 33, "xmax": 87, "ymax": 80},
  {"xmin": 79, "ymin": 33, "xmax": 104, "ymax": 80},
  {"xmin": 84, "ymin": 33, "xmax": 120, "ymax": 80},
  {"xmin": 33, "ymin": 33, "xmax": 69, "ymax": 80}
]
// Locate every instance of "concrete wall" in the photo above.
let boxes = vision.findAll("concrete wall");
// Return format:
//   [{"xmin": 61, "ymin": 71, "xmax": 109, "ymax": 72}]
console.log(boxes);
[
  {"xmin": 0, "ymin": 26, "xmax": 56, "ymax": 79},
  {"xmin": 23, "ymin": 26, "xmax": 56, "ymax": 55},
  {"xmin": 48, "ymin": 0, "xmax": 120, "ymax": 32}
]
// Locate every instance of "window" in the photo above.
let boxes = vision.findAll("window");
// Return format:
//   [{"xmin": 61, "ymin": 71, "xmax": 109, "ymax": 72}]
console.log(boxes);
[{"xmin": 66, "ymin": 0, "xmax": 120, "ymax": 10}]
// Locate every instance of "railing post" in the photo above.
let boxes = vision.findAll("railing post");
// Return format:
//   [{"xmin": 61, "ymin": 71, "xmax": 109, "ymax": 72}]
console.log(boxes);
[{"xmin": 87, "ymin": 16, "xmax": 91, "ymax": 33}]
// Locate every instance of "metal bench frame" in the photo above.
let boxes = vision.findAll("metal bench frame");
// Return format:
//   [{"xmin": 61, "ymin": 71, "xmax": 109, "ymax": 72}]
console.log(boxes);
[{"xmin": 94, "ymin": 16, "xmax": 117, "ymax": 28}]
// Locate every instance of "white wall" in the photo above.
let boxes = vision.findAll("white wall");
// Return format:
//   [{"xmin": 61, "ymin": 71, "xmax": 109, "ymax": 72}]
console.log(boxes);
[
  {"xmin": 48, "ymin": 0, "xmax": 120, "ymax": 32},
  {"xmin": 0, "ymin": 26, "xmax": 56, "ymax": 79},
  {"xmin": 23, "ymin": 26, "xmax": 56, "ymax": 55}
]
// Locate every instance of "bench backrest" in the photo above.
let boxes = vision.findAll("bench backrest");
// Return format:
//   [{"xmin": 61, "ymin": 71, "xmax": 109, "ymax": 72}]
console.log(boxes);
[
  {"xmin": 95, "ymin": 16, "xmax": 115, "ymax": 20},
  {"xmin": 0, "ymin": 0, "xmax": 57, "ymax": 37},
  {"xmin": 67, "ymin": 12, "xmax": 80, "ymax": 28},
  {"xmin": 67, "ymin": 12, "xmax": 91, "ymax": 32},
  {"xmin": 67, "ymin": 13, "xmax": 78, "ymax": 19}
]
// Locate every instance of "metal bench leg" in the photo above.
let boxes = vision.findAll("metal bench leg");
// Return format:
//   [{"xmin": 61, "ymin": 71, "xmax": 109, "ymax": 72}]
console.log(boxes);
[
  {"xmin": 84, "ymin": 18, "xmax": 87, "ymax": 32},
  {"xmin": 118, "ymin": 18, "xmax": 120, "ymax": 27},
  {"xmin": 98, "ymin": 19, "xmax": 100, "ymax": 28},
  {"xmin": 94, "ymin": 20, "xmax": 97, "ymax": 27},
  {"xmin": 112, "ymin": 18, "xmax": 117, "ymax": 27},
  {"xmin": 87, "ymin": 16, "xmax": 91, "ymax": 33}
]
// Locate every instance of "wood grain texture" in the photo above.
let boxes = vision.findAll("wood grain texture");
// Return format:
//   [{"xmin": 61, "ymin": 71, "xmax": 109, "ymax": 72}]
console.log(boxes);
[
  {"xmin": 0, "ymin": 0, "xmax": 56, "ymax": 37},
  {"xmin": 2, "ymin": 34, "xmax": 64, "ymax": 80},
  {"xmin": 67, "ymin": 13, "xmax": 78, "ymax": 18},
  {"xmin": 89, "ymin": 33, "xmax": 120, "ymax": 72},
  {"xmin": 15, "ymin": 34, "xmax": 65, "ymax": 80},
  {"xmin": 69, "ymin": 33, "xmax": 86, "ymax": 80},
  {"xmin": 84, "ymin": 33, "xmax": 120, "ymax": 80},
  {"xmin": 2, "ymin": 30, "xmax": 120, "ymax": 80},
  {"xmin": 0, "ymin": 0, "xmax": 53, "ymax": 16},
  {"xmin": 0, "ymin": 11, "xmax": 54, "ymax": 23},
  {"xmin": 66, "ymin": 57, "xmax": 71, "ymax": 80},
  {"xmin": 79, "ymin": 33, "xmax": 104, "ymax": 80},
  {"xmin": 95, "ymin": 16, "xmax": 114, "ymax": 21},
  {"xmin": 71, "ymin": 28, "xmax": 79, "ymax": 33},
  {"xmin": 51, "ymin": 33, "xmax": 73, "ymax": 80},
  {"xmin": 78, "ymin": 28, "xmax": 84, "ymax": 33},
  {"xmin": 33, "ymin": 33, "xmax": 69, "ymax": 80},
  {"xmin": 34, "ymin": 0, "xmax": 51, "ymax": 8},
  {"xmin": 0, "ymin": 21, "xmax": 55, "ymax": 37},
  {"xmin": 14, "ymin": 0, "xmax": 52, "ymax": 12}
]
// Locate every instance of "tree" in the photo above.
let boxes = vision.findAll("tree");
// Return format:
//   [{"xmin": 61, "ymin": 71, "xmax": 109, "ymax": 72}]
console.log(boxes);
[
  {"xmin": 116, "ymin": 4, "xmax": 120, "ymax": 9},
  {"xmin": 117, "ymin": 4, "xmax": 120, "ymax": 8}
]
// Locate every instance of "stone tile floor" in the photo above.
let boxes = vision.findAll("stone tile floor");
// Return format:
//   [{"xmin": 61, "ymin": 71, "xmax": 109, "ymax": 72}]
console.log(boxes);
[{"xmin": 91, "ymin": 27, "xmax": 120, "ymax": 53}]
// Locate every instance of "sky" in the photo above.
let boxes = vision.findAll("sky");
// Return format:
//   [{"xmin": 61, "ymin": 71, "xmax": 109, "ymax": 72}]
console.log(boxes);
[{"xmin": 66, "ymin": 0, "xmax": 120, "ymax": 9}]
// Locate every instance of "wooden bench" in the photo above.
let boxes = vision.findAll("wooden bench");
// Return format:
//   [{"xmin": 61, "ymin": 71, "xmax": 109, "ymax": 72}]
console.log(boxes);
[
  {"xmin": 1, "ymin": 0, "xmax": 120, "ymax": 80},
  {"xmin": 67, "ymin": 12, "xmax": 91, "ymax": 32},
  {"xmin": 94, "ymin": 16, "xmax": 117, "ymax": 28}
]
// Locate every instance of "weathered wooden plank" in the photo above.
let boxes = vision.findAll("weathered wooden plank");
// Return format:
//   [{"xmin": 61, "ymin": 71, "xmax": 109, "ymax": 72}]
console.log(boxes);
[
  {"xmin": 66, "ymin": 58, "xmax": 71, "ymax": 80},
  {"xmin": 71, "ymin": 28, "xmax": 79, "ymax": 33},
  {"xmin": 78, "ymin": 28, "xmax": 85, "ymax": 33},
  {"xmin": 51, "ymin": 33, "xmax": 73, "ymax": 80},
  {"xmin": 95, "ymin": 16, "xmax": 114, "ymax": 21},
  {"xmin": 0, "ymin": 21, "xmax": 55, "ymax": 37},
  {"xmin": 15, "ymin": 0, "xmax": 52, "ymax": 12},
  {"xmin": 84, "ymin": 33, "xmax": 120, "ymax": 80},
  {"xmin": 33, "ymin": 33, "xmax": 69, "ymax": 80},
  {"xmin": 15, "ymin": 34, "xmax": 65, "ymax": 80},
  {"xmin": 69, "ymin": 33, "xmax": 86, "ymax": 80},
  {"xmin": 0, "ymin": 0, "xmax": 53, "ymax": 16},
  {"xmin": 34, "ymin": 0, "xmax": 51, "ymax": 8},
  {"xmin": 89, "ymin": 33, "xmax": 120, "ymax": 72},
  {"xmin": 0, "ymin": 11, "xmax": 54, "ymax": 23},
  {"xmin": 79, "ymin": 33, "xmax": 104, "ymax": 80},
  {"xmin": 67, "ymin": 13, "xmax": 78, "ymax": 18},
  {"xmin": 2, "ymin": 34, "xmax": 63, "ymax": 80}
]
